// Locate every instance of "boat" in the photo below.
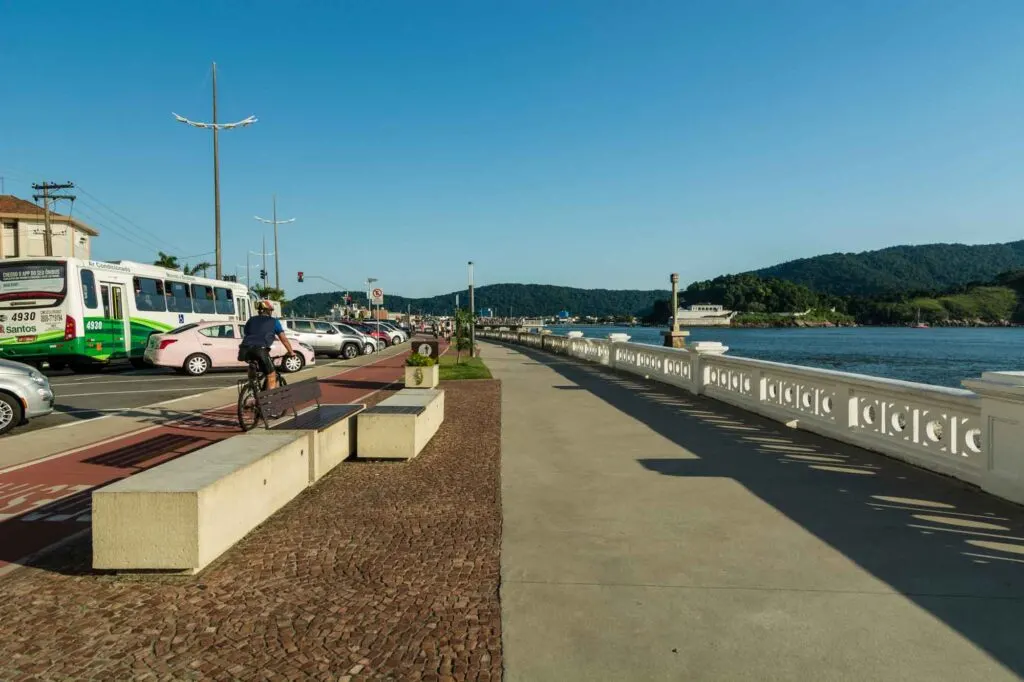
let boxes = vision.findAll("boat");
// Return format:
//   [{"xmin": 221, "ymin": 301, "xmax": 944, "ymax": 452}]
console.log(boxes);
[{"xmin": 913, "ymin": 309, "xmax": 929, "ymax": 329}]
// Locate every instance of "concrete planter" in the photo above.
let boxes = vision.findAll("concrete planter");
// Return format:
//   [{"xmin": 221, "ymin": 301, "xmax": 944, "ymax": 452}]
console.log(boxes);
[{"xmin": 405, "ymin": 364, "xmax": 440, "ymax": 389}]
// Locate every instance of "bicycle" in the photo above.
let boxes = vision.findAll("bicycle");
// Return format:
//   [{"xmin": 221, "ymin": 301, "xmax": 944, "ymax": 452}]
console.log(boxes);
[{"xmin": 236, "ymin": 352, "xmax": 290, "ymax": 431}]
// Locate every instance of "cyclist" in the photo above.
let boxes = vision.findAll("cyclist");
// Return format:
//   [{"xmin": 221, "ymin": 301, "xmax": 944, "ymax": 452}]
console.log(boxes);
[{"xmin": 239, "ymin": 299, "xmax": 295, "ymax": 390}]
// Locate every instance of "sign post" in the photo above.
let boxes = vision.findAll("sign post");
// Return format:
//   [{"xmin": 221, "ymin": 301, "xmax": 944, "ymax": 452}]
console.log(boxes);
[{"xmin": 370, "ymin": 287, "xmax": 384, "ymax": 342}]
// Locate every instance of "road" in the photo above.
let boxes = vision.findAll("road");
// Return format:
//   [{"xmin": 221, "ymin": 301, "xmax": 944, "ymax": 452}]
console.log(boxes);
[{"xmin": 22, "ymin": 359, "xmax": 348, "ymax": 434}]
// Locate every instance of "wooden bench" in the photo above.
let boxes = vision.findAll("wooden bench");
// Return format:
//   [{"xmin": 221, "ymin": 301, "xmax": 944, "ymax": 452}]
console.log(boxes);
[
  {"xmin": 255, "ymin": 378, "xmax": 364, "ymax": 483},
  {"xmin": 356, "ymin": 389, "xmax": 445, "ymax": 460}
]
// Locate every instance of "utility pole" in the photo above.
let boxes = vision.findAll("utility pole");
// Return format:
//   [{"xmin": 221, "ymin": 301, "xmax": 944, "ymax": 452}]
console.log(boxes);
[
  {"xmin": 32, "ymin": 182, "xmax": 75, "ymax": 257},
  {"xmin": 468, "ymin": 261, "xmax": 475, "ymax": 356},
  {"xmin": 255, "ymin": 194, "xmax": 295, "ymax": 290},
  {"xmin": 173, "ymin": 62, "xmax": 257, "ymax": 280}
]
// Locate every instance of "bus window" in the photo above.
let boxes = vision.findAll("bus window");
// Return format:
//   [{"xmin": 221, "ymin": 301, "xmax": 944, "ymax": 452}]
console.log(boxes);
[
  {"xmin": 80, "ymin": 269, "xmax": 98, "ymax": 309},
  {"xmin": 192, "ymin": 284, "xmax": 216, "ymax": 314},
  {"xmin": 0, "ymin": 261, "xmax": 67, "ymax": 308},
  {"xmin": 133, "ymin": 277, "xmax": 166, "ymax": 312},
  {"xmin": 165, "ymin": 281, "xmax": 193, "ymax": 313},
  {"xmin": 100, "ymin": 284, "xmax": 110, "ymax": 318},
  {"xmin": 214, "ymin": 287, "xmax": 236, "ymax": 315}
]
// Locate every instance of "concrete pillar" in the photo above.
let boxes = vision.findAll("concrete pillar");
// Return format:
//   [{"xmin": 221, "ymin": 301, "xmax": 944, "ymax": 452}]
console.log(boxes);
[
  {"xmin": 663, "ymin": 272, "xmax": 689, "ymax": 348},
  {"xmin": 690, "ymin": 341, "xmax": 729, "ymax": 396},
  {"xmin": 961, "ymin": 371, "xmax": 1024, "ymax": 505}
]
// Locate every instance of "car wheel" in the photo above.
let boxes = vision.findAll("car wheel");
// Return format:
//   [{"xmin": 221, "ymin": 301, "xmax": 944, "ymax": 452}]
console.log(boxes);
[
  {"xmin": 0, "ymin": 392, "xmax": 24, "ymax": 435},
  {"xmin": 281, "ymin": 353, "xmax": 305, "ymax": 373},
  {"xmin": 342, "ymin": 343, "xmax": 359, "ymax": 360},
  {"xmin": 363, "ymin": 343, "xmax": 375, "ymax": 355},
  {"xmin": 183, "ymin": 353, "xmax": 211, "ymax": 376}
]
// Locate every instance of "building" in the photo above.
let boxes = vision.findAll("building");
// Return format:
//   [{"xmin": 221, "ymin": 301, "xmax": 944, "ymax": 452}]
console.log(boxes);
[
  {"xmin": 0, "ymin": 195, "xmax": 99, "ymax": 260},
  {"xmin": 673, "ymin": 304, "xmax": 736, "ymax": 327}
]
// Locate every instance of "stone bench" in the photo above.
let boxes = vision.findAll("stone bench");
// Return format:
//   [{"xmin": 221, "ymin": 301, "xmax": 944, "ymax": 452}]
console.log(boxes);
[
  {"xmin": 92, "ymin": 432, "xmax": 310, "ymax": 574},
  {"xmin": 356, "ymin": 389, "xmax": 445, "ymax": 460},
  {"xmin": 266, "ymin": 403, "xmax": 364, "ymax": 484}
]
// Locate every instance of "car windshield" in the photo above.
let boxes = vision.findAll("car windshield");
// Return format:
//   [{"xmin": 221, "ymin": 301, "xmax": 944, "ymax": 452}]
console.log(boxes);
[{"xmin": 168, "ymin": 323, "xmax": 200, "ymax": 335}]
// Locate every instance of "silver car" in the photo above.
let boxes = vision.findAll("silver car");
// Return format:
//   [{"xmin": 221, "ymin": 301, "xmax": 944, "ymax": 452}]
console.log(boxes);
[
  {"xmin": 330, "ymin": 322, "xmax": 382, "ymax": 355},
  {"xmin": 282, "ymin": 319, "xmax": 366, "ymax": 359},
  {"xmin": 0, "ymin": 358, "xmax": 55, "ymax": 435}
]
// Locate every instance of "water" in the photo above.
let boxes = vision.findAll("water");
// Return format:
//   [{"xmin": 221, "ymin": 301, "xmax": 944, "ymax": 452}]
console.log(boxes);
[{"xmin": 547, "ymin": 325, "xmax": 1024, "ymax": 388}]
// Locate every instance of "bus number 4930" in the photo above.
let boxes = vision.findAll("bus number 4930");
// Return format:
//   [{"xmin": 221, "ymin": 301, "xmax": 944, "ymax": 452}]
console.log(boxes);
[
  {"xmin": 9, "ymin": 312, "xmax": 37, "ymax": 322},
  {"xmin": 85, "ymin": 320, "xmax": 103, "ymax": 331}
]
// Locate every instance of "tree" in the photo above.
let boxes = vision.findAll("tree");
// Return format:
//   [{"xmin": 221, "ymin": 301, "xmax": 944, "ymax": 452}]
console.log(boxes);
[
  {"xmin": 183, "ymin": 262, "xmax": 213, "ymax": 277},
  {"xmin": 454, "ymin": 308, "xmax": 473, "ymax": 364},
  {"xmin": 154, "ymin": 252, "xmax": 180, "ymax": 270}
]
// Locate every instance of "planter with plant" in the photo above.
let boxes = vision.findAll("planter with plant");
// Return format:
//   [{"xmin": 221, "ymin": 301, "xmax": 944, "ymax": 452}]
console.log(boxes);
[{"xmin": 404, "ymin": 353, "xmax": 439, "ymax": 388}]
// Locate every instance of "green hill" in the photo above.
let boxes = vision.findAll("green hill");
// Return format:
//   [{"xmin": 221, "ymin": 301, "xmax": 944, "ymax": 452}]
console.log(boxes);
[
  {"xmin": 286, "ymin": 283, "xmax": 670, "ymax": 318},
  {"xmin": 751, "ymin": 240, "xmax": 1024, "ymax": 297}
]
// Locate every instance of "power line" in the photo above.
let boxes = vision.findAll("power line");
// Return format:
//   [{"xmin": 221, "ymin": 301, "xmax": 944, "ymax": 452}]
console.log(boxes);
[
  {"xmin": 32, "ymin": 182, "xmax": 76, "ymax": 257},
  {"xmin": 74, "ymin": 185, "xmax": 183, "ymax": 254}
]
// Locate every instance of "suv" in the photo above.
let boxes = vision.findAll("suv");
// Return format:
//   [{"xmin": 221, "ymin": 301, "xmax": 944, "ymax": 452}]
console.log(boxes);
[
  {"xmin": 282, "ymin": 319, "xmax": 364, "ymax": 359},
  {"xmin": 330, "ymin": 322, "xmax": 382, "ymax": 355},
  {"xmin": 0, "ymin": 358, "xmax": 55, "ymax": 435}
]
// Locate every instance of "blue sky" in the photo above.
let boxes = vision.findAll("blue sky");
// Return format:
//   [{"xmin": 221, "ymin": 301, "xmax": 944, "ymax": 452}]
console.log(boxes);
[{"xmin": 2, "ymin": 0, "xmax": 1024, "ymax": 297}]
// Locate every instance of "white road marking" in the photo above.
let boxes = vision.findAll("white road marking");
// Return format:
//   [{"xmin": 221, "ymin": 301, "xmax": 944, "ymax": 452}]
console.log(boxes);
[{"xmin": 58, "ymin": 387, "xmax": 234, "ymax": 398}]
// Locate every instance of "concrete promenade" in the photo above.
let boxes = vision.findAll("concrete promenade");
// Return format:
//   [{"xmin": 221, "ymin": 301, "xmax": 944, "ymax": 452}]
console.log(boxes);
[{"xmin": 484, "ymin": 342, "xmax": 1024, "ymax": 681}]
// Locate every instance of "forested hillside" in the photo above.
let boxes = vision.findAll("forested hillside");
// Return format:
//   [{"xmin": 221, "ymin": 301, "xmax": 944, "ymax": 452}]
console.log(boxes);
[{"xmin": 751, "ymin": 241, "xmax": 1024, "ymax": 296}]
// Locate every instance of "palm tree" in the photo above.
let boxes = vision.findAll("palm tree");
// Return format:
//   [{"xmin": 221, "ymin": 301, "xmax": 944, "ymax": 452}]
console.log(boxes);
[
  {"xmin": 154, "ymin": 252, "xmax": 180, "ymax": 270},
  {"xmin": 183, "ymin": 262, "xmax": 213, "ymax": 277}
]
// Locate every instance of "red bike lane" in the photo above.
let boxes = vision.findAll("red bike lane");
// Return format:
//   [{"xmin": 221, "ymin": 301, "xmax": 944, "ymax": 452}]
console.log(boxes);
[{"xmin": 0, "ymin": 350, "xmax": 413, "ymax": 573}]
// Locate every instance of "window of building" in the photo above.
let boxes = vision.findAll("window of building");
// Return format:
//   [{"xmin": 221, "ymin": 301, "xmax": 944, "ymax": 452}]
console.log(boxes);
[
  {"xmin": 214, "ymin": 287, "xmax": 235, "ymax": 315},
  {"xmin": 2, "ymin": 221, "xmax": 18, "ymax": 258},
  {"xmin": 80, "ymin": 269, "xmax": 98, "ymax": 309},
  {"xmin": 133, "ymin": 277, "xmax": 167, "ymax": 312},
  {"xmin": 165, "ymin": 281, "xmax": 193, "ymax": 313},
  {"xmin": 191, "ymin": 284, "xmax": 216, "ymax": 314}
]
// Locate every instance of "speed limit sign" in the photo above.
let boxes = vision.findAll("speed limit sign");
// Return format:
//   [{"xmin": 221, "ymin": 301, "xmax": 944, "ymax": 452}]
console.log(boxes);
[{"xmin": 371, "ymin": 287, "xmax": 384, "ymax": 305}]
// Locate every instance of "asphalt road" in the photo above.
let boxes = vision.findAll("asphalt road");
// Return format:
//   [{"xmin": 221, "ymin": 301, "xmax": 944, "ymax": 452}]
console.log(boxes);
[{"xmin": 18, "ymin": 360, "xmax": 344, "ymax": 435}]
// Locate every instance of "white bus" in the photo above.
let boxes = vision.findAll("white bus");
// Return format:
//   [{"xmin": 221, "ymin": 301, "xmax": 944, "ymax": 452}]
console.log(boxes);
[{"xmin": 0, "ymin": 257, "xmax": 260, "ymax": 371}]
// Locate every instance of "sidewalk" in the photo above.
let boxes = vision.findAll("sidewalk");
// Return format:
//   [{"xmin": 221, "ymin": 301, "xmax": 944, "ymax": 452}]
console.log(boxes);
[{"xmin": 483, "ymin": 342, "xmax": 1024, "ymax": 681}]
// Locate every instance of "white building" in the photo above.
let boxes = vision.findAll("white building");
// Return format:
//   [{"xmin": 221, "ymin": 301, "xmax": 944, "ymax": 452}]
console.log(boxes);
[{"xmin": 0, "ymin": 195, "xmax": 98, "ymax": 260}]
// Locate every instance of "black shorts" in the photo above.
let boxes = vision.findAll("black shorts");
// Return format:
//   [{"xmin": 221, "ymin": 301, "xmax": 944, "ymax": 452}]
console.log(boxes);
[{"xmin": 242, "ymin": 346, "xmax": 274, "ymax": 374}]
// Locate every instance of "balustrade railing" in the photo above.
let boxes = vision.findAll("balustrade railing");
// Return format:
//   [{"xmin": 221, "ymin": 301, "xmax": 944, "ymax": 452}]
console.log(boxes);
[{"xmin": 477, "ymin": 329, "xmax": 1011, "ymax": 500}]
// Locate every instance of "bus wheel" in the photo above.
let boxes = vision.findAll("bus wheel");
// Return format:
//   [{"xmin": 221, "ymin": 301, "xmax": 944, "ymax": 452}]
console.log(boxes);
[
  {"xmin": 48, "ymin": 361, "xmax": 67, "ymax": 372},
  {"xmin": 130, "ymin": 357, "xmax": 148, "ymax": 370},
  {"xmin": 70, "ymin": 362, "xmax": 101, "ymax": 374}
]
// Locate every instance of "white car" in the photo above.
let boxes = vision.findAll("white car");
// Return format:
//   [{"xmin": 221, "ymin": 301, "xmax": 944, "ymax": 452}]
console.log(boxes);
[
  {"xmin": 365, "ymin": 321, "xmax": 406, "ymax": 345},
  {"xmin": 0, "ymin": 358, "xmax": 55, "ymax": 435}
]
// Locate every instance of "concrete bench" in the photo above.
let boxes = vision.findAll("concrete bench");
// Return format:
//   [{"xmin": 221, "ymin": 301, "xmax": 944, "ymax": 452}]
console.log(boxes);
[
  {"xmin": 356, "ymin": 389, "xmax": 445, "ymax": 460},
  {"xmin": 265, "ymin": 403, "xmax": 364, "ymax": 483},
  {"xmin": 92, "ymin": 432, "xmax": 310, "ymax": 574}
]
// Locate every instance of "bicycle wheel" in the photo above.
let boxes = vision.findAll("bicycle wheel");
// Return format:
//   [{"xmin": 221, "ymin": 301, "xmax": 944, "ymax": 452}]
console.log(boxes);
[{"xmin": 237, "ymin": 382, "xmax": 261, "ymax": 431}]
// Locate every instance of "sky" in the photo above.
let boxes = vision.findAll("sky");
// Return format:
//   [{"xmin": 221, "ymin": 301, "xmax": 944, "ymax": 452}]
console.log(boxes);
[{"xmin": 2, "ymin": 0, "xmax": 1024, "ymax": 297}]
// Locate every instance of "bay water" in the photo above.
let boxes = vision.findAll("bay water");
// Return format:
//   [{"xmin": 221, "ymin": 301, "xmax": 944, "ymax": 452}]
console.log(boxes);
[{"xmin": 547, "ymin": 325, "xmax": 1024, "ymax": 389}]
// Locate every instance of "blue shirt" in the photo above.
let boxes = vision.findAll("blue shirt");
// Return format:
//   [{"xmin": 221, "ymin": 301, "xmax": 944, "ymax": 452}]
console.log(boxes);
[{"xmin": 242, "ymin": 316, "xmax": 284, "ymax": 348}]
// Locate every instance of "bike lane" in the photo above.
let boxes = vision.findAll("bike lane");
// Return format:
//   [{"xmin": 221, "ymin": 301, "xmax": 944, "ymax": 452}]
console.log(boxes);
[{"xmin": 0, "ymin": 349, "xmax": 413, "ymax": 574}]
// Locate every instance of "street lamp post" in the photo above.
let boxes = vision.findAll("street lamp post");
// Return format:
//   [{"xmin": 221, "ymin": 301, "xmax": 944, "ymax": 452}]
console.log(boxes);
[
  {"xmin": 173, "ymin": 62, "xmax": 258, "ymax": 280},
  {"xmin": 255, "ymin": 194, "xmax": 295, "ymax": 290},
  {"xmin": 468, "ymin": 261, "xmax": 475, "ymax": 356}
]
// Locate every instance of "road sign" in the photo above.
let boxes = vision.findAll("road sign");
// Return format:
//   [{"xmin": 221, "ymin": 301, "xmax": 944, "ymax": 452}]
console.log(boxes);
[
  {"xmin": 371, "ymin": 287, "xmax": 384, "ymax": 305},
  {"xmin": 416, "ymin": 341, "xmax": 440, "ymax": 361}
]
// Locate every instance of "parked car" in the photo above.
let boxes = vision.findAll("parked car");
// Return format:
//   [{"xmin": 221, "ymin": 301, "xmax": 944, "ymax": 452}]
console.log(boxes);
[
  {"xmin": 281, "ymin": 319, "xmax": 364, "ymax": 359},
  {"xmin": 330, "ymin": 322, "xmax": 382, "ymax": 355},
  {"xmin": 342, "ymin": 320, "xmax": 393, "ymax": 348},
  {"xmin": 373, "ymin": 321, "xmax": 408, "ymax": 344},
  {"xmin": 144, "ymin": 322, "xmax": 316, "ymax": 376},
  {"xmin": 0, "ymin": 358, "xmax": 55, "ymax": 435}
]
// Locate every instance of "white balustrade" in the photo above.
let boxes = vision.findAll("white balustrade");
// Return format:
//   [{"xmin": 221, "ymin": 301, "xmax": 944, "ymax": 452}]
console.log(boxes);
[{"xmin": 477, "ymin": 329, "xmax": 1024, "ymax": 504}]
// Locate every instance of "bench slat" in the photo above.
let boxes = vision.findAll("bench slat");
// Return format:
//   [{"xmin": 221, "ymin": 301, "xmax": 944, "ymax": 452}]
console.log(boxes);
[{"xmin": 272, "ymin": 404, "xmax": 364, "ymax": 431}]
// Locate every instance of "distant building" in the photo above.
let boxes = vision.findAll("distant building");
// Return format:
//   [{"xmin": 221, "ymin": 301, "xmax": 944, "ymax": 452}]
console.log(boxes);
[
  {"xmin": 0, "ymin": 195, "xmax": 99, "ymax": 260},
  {"xmin": 557, "ymin": 310, "xmax": 571, "ymax": 320},
  {"xmin": 479, "ymin": 307, "xmax": 494, "ymax": 318},
  {"xmin": 673, "ymin": 304, "xmax": 736, "ymax": 327}
]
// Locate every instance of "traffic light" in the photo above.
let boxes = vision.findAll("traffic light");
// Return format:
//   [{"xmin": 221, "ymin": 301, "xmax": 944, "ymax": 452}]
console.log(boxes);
[
  {"xmin": 298, "ymin": 271, "xmax": 304, "ymax": 283},
  {"xmin": 260, "ymin": 269, "xmax": 268, "ymax": 280}
]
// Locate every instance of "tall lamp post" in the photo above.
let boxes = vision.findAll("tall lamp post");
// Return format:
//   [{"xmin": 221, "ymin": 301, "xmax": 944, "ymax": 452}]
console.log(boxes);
[
  {"xmin": 173, "ymin": 61, "xmax": 258, "ymax": 280},
  {"xmin": 468, "ymin": 261, "xmax": 475, "ymax": 356},
  {"xmin": 254, "ymin": 194, "xmax": 295, "ymax": 290},
  {"xmin": 662, "ymin": 272, "xmax": 689, "ymax": 348}
]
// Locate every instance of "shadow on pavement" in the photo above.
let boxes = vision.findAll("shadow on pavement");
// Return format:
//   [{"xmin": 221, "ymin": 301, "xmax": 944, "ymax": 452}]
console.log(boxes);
[{"xmin": 503, "ymin": 342, "xmax": 1024, "ymax": 676}]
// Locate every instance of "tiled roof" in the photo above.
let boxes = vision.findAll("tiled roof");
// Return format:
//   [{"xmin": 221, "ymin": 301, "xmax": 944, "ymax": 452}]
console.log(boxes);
[{"xmin": 0, "ymin": 195, "xmax": 99, "ymax": 236}]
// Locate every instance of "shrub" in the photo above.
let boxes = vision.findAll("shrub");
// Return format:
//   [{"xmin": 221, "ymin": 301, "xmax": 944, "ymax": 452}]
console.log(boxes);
[{"xmin": 405, "ymin": 353, "xmax": 436, "ymax": 367}]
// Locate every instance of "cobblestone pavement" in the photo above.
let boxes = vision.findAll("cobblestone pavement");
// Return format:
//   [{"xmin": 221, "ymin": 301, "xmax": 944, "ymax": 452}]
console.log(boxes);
[{"xmin": 0, "ymin": 380, "xmax": 503, "ymax": 682}]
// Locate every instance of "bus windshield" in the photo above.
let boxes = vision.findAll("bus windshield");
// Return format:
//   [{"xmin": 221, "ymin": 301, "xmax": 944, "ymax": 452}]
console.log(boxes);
[{"xmin": 0, "ymin": 261, "xmax": 67, "ymax": 308}]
